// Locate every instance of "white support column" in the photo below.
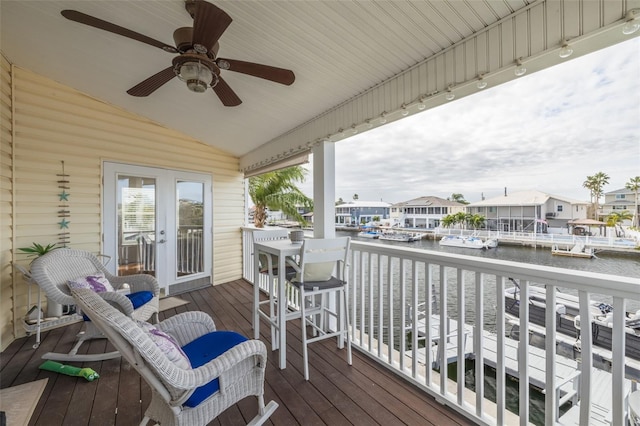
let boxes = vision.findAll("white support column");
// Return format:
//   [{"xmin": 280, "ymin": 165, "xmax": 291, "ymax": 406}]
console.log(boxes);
[{"xmin": 312, "ymin": 141, "xmax": 336, "ymax": 239}]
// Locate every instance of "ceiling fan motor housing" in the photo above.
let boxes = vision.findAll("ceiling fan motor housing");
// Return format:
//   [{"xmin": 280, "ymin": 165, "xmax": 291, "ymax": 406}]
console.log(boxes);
[{"xmin": 173, "ymin": 27, "xmax": 194, "ymax": 53}]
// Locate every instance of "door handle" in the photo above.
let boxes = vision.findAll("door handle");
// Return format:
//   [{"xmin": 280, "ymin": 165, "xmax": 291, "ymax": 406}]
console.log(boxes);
[{"xmin": 158, "ymin": 239, "xmax": 166, "ymax": 244}]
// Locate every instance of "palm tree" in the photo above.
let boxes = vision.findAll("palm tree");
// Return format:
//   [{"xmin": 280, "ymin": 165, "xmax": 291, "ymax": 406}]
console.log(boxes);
[
  {"xmin": 449, "ymin": 193, "xmax": 468, "ymax": 204},
  {"xmin": 468, "ymin": 214, "xmax": 486, "ymax": 230},
  {"xmin": 606, "ymin": 211, "xmax": 634, "ymax": 236},
  {"xmin": 440, "ymin": 214, "xmax": 456, "ymax": 228},
  {"xmin": 582, "ymin": 177, "xmax": 595, "ymax": 215},
  {"xmin": 583, "ymin": 172, "xmax": 610, "ymax": 219},
  {"xmin": 248, "ymin": 166, "xmax": 313, "ymax": 228},
  {"xmin": 625, "ymin": 176, "xmax": 640, "ymax": 228},
  {"xmin": 453, "ymin": 211, "xmax": 469, "ymax": 229}
]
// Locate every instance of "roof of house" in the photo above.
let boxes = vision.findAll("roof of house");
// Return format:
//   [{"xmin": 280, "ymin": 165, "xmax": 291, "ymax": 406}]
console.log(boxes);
[
  {"xmin": 467, "ymin": 190, "xmax": 588, "ymax": 207},
  {"xmin": 336, "ymin": 201, "xmax": 391, "ymax": 208},
  {"xmin": 392, "ymin": 196, "xmax": 465, "ymax": 208},
  {"xmin": 605, "ymin": 188, "xmax": 634, "ymax": 195}
]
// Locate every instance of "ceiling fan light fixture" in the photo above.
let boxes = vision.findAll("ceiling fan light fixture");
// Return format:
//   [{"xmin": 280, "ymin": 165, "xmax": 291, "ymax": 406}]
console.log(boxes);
[{"xmin": 177, "ymin": 61, "xmax": 213, "ymax": 93}]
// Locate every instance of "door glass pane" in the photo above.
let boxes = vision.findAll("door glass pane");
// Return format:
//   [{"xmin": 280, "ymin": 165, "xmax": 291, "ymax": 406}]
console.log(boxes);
[
  {"xmin": 177, "ymin": 181, "xmax": 204, "ymax": 277},
  {"xmin": 117, "ymin": 175, "xmax": 156, "ymax": 277}
]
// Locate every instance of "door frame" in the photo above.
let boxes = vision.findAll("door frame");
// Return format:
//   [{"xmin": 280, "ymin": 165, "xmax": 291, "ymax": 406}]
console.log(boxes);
[{"xmin": 102, "ymin": 162, "xmax": 213, "ymax": 294}]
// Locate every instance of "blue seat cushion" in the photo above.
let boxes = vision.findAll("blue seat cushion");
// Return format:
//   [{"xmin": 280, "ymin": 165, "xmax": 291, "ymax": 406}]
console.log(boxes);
[
  {"xmin": 181, "ymin": 331, "xmax": 248, "ymax": 408},
  {"xmin": 82, "ymin": 291, "xmax": 154, "ymax": 321},
  {"xmin": 126, "ymin": 290, "xmax": 154, "ymax": 308}
]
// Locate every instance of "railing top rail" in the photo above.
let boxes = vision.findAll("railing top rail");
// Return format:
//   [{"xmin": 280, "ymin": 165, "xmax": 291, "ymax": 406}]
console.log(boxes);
[{"xmin": 350, "ymin": 241, "xmax": 640, "ymax": 300}]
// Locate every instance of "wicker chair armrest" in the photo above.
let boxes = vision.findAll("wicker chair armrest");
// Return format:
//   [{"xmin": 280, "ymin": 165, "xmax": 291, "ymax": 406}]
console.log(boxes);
[
  {"xmin": 175, "ymin": 339, "xmax": 267, "ymax": 389},
  {"xmin": 156, "ymin": 311, "xmax": 217, "ymax": 346},
  {"xmin": 109, "ymin": 274, "xmax": 160, "ymax": 296},
  {"xmin": 98, "ymin": 291, "xmax": 135, "ymax": 316}
]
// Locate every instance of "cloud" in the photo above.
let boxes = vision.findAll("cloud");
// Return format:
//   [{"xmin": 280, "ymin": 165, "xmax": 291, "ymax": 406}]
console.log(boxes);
[{"xmin": 301, "ymin": 37, "xmax": 640, "ymax": 204}]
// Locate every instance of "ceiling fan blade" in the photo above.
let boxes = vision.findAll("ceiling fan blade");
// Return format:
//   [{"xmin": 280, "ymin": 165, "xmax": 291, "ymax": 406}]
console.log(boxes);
[
  {"xmin": 61, "ymin": 10, "xmax": 177, "ymax": 53},
  {"xmin": 212, "ymin": 76, "xmax": 242, "ymax": 106},
  {"xmin": 127, "ymin": 67, "xmax": 176, "ymax": 97},
  {"xmin": 192, "ymin": 1, "xmax": 232, "ymax": 54},
  {"xmin": 216, "ymin": 58, "xmax": 295, "ymax": 85}
]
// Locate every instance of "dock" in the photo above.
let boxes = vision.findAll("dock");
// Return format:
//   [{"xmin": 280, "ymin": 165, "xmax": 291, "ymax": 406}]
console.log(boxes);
[{"xmin": 411, "ymin": 315, "xmax": 635, "ymax": 425}]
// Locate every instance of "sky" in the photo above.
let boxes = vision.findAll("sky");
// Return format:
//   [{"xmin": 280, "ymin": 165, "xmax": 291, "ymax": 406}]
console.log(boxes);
[{"xmin": 299, "ymin": 37, "xmax": 640, "ymax": 205}]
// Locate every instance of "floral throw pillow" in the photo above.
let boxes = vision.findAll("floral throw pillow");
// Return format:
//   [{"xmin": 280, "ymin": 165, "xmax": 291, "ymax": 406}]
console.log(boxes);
[
  {"xmin": 137, "ymin": 321, "xmax": 191, "ymax": 370},
  {"xmin": 68, "ymin": 273, "xmax": 114, "ymax": 293}
]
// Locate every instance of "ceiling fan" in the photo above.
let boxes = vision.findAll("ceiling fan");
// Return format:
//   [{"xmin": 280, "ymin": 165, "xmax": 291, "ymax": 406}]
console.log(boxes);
[{"xmin": 61, "ymin": 0, "xmax": 295, "ymax": 106}]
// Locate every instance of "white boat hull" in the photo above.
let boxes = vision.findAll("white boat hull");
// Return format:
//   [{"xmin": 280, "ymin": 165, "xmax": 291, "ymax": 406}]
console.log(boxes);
[{"xmin": 439, "ymin": 235, "xmax": 497, "ymax": 249}]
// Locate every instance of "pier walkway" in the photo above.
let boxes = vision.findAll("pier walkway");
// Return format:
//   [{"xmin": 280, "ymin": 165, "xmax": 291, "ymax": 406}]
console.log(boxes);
[{"xmin": 412, "ymin": 315, "xmax": 635, "ymax": 425}]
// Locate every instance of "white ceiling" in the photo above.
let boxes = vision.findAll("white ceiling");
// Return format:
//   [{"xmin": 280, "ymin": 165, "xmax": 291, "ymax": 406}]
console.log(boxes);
[{"xmin": 1, "ymin": 1, "xmax": 638, "ymax": 167}]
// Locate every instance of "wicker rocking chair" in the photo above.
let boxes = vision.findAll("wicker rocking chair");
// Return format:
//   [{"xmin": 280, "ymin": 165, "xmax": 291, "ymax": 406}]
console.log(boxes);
[
  {"xmin": 30, "ymin": 248, "xmax": 160, "ymax": 362},
  {"xmin": 71, "ymin": 287, "xmax": 278, "ymax": 426}
]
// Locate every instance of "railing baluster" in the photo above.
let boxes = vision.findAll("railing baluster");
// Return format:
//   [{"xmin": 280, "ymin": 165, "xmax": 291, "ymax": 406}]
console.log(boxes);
[
  {"xmin": 578, "ymin": 290, "xmax": 592, "ymax": 425},
  {"xmin": 457, "ymin": 268, "xmax": 465, "ymax": 405},
  {"xmin": 474, "ymin": 273, "xmax": 485, "ymax": 418},
  {"xmin": 388, "ymin": 257, "xmax": 395, "ymax": 366},
  {"xmin": 518, "ymin": 280, "xmax": 530, "ymax": 426},
  {"xmin": 425, "ymin": 263, "xmax": 433, "ymax": 386},
  {"xmin": 496, "ymin": 275, "xmax": 506, "ymax": 425},
  {"xmin": 545, "ymin": 284, "xmax": 557, "ymax": 424},
  {"xmin": 360, "ymin": 250, "xmax": 366, "ymax": 350},
  {"xmin": 439, "ymin": 265, "xmax": 447, "ymax": 396},
  {"xmin": 399, "ymin": 258, "xmax": 407, "ymax": 372},
  {"xmin": 368, "ymin": 252, "xmax": 374, "ymax": 354},
  {"xmin": 411, "ymin": 261, "xmax": 419, "ymax": 378},
  {"xmin": 612, "ymin": 296, "xmax": 626, "ymax": 425},
  {"xmin": 377, "ymin": 253, "xmax": 384, "ymax": 358}
]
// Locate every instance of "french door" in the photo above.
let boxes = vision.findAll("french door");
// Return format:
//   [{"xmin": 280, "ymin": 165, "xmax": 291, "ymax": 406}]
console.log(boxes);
[{"xmin": 103, "ymin": 162, "xmax": 212, "ymax": 295}]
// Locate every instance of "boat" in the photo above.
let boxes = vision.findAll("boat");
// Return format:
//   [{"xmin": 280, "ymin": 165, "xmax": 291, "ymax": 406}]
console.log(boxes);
[
  {"xmin": 357, "ymin": 225, "xmax": 382, "ymax": 239},
  {"xmin": 379, "ymin": 231, "xmax": 420, "ymax": 242},
  {"xmin": 504, "ymin": 278, "xmax": 640, "ymax": 360},
  {"xmin": 551, "ymin": 242, "xmax": 596, "ymax": 258},
  {"xmin": 358, "ymin": 230, "xmax": 381, "ymax": 239},
  {"xmin": 439, "ymin": 235, "xmax": 498, "ymax": 249}
]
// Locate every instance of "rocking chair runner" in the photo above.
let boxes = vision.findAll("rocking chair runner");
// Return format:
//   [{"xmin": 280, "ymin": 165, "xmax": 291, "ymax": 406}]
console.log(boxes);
[
  {"xmin": 30, "ymin": 248, "xmax": 160, "ymax": 362},
  {"xmin": 71, "ymin": 288, "xmax": 277, "ymax": 426}
]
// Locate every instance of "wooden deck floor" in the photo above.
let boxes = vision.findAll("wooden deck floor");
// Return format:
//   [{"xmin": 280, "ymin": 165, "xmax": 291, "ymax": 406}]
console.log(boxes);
[{"xmin": 1, "ymin": 279, "xmax": 474, "ymax": 426}]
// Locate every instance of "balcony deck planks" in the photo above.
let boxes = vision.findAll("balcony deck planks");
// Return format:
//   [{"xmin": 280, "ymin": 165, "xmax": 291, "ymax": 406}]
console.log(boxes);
[{"xmin": 1, "ymin": 279, "xmax": 474, "ymax": 426}]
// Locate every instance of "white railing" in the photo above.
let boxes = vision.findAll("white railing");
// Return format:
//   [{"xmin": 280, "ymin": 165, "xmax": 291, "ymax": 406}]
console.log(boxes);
[
  {"xmin": 135, "ymin": 227, "xmax": 204, "ymax": 275},
  {"xmin": 177, "ymin": 227, "xmax": 203, "ymax": 274},
  {"xmin": 241, "ymin": 228, "xmax": 640, "ymax": 425}
]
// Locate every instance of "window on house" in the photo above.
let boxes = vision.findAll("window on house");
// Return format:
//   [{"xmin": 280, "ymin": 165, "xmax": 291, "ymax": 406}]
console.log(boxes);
[
  {"xmin": 557, "ymin": 205, "xmax": 563, "ymax": 212},
  {"xmin": 616, "ymin": 194, "xmax": 626, "ymax": 199}
]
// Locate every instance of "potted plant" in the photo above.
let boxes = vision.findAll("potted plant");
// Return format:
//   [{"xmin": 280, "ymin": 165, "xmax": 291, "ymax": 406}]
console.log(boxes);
[{"xmin": 18, "ymin": 242, "xmax": 59, "ymax": 264}]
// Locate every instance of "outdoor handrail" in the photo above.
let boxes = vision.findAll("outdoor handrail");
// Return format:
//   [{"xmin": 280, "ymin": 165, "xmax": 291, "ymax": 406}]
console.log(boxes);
[{"xmin": 242, "ymin": 228, "xmax": 640, "ymax": 425}]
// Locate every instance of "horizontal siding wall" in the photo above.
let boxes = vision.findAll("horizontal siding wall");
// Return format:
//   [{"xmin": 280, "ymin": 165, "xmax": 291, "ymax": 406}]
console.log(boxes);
[
  {"xmin": 1, "ymin": 55, "xmax": 14, "ymax": 351},
  {"xmin": 9, "ymin": 66, "xmax": 244, "ymax": 341}
]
